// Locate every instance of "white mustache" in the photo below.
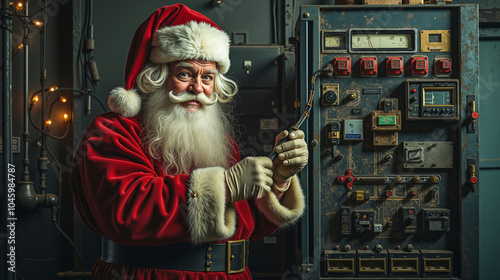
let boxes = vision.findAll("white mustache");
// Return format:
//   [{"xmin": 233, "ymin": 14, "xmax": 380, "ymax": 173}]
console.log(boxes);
[{"xmin": 168, "ymin": 91, "xmax": 218, "ymax": 106}]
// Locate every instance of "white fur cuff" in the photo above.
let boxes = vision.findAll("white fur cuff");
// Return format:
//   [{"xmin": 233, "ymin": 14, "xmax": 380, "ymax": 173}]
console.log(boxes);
[
  {"xmin": 188, "ymin": 167, "xmax": 236, "ymax": 244},
  {"xmin": 255, "ymin": 175, "xmax": 305, "ymax": 226}
]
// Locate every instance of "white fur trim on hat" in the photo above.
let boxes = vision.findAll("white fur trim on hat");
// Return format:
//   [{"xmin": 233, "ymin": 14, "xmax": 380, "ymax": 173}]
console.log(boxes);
[
  {"xmin": 187, "ymin": 166, "xmax": 236, "ymax": 244},
  {"xmin": 108, "ymin": 87, "xmax": 142, "ymax": 118},
  {"xmin": 151, "ymin": 21, "xmax": 231, "ymax": 74},
  {"xmin": 255, "ymin": 175, "xmax": 305, "ymax": 226}
]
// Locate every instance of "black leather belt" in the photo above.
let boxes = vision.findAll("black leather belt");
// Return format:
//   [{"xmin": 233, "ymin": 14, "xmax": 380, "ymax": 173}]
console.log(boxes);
[{"xmin": 101, "ymin": 237, "xmax": 249, "ymax": 274}]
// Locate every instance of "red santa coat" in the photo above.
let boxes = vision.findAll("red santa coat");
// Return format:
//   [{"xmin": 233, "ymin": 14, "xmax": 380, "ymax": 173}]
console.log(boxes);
[{"xmin": 70, "ymin": 112, "xmax": 305, "ymax": 279}]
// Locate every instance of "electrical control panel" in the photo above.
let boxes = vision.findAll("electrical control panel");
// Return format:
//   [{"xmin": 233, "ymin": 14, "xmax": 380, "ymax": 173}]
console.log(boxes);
[{"xmin": 297, "ymin": 4, "xmax": 479, "ymax": 280}]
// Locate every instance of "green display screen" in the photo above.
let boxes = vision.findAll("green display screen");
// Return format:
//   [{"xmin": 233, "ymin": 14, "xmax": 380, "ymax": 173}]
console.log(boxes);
[{"xmin": 423, "ymin": 89, "xmax": 453, "ymax": 106}]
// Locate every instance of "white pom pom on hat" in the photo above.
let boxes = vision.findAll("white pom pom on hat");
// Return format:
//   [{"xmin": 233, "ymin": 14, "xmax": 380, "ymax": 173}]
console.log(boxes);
[{"xmin": 108, "ymin": 87, "xmax": 142, "ymax": 118}]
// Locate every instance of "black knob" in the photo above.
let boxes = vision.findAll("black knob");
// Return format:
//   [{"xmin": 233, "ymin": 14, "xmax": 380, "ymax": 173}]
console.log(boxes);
[{"xmin": 324, "ymin": 91, "xmax": 338, "ymax": 104}]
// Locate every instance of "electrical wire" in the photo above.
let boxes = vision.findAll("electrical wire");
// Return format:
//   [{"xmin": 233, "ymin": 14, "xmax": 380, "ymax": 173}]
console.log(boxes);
[
  {"xmin": 55, "ymin": 87, "xmax": 107, "ymax": 112},
  {"xmin": 28, "ymin": 105, "xmax": 71, "ymax": 140},
  {"xmin": 52, "ymin": 207, "xmax": 86, "ymax": 279},
  {"xmin": 16, "ymin": 271, "xmax": 26, "ymax": 280},
  {"xmin": 269, "ymin": 68, "xmax": 326, "ymax": 160}
]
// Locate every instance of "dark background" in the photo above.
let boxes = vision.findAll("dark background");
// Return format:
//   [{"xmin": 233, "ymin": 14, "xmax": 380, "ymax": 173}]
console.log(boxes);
[{"xmin": 1, "ymin": 0, "xmax": 499, "ymax": 279}]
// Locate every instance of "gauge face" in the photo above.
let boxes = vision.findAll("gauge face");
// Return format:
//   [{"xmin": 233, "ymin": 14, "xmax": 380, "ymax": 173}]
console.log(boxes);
[
  {"xmin": 325, "ymin": 35, "xmax": 343, "ymax": 48},
  {"xmin": 352, "ymin": 33, "xmax": 410, "ymax": 49},
  {"xmin": 349, "ymin": 29, "xmax": 417, "ymax": 53},
  {"xmin": 322, "ymin": 31, "xmax": 347, "ymax": 52}
]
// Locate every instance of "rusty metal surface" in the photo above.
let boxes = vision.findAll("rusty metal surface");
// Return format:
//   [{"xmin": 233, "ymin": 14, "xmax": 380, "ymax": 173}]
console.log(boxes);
[{"xmin": 298, "ymin": 4, "xmax": 479, "ymax": 279}]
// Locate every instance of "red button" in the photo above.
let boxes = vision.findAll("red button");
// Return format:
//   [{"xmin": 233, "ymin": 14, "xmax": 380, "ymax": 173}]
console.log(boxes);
[
  {"xmin": 472, "ymin": 112, "xmax": 479, "ymax": 119},
  {"xmin": 470, "ymin": 177, "xmax": 478, "ymax": 184}
]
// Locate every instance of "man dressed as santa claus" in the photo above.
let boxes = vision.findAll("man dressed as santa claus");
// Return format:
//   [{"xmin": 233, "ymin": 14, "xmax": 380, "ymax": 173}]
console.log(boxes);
[{"xmin": 70, "ymin": 4, "xmax": 307, "ymax": 279}]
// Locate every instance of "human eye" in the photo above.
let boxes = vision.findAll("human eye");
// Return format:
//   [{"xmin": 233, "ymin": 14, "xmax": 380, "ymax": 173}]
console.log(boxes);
[
  {"xmin": 177, "ymin": 72, "xmax": 191, "ymax": 81},
  {"xmin": 202, "ymin": 74, "xmax": 214, "ymax": 84}
]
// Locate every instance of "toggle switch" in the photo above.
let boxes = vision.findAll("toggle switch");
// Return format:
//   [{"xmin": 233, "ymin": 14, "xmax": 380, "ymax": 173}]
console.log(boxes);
[{"xmin": 243, "ymin": 60, "xmax": 252, "ymax": 75}]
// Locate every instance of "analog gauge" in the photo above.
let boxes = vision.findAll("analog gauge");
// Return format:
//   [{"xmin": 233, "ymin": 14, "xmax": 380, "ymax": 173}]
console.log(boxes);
[
  {"xmin": 325, "ymin": 35, "xmax": 343, "ymax": 48},
  {"xmin": 322, "ymin": 31, "xmax": 347, "ymax": 52},
  {"xmin": 352, "ymin": 33, "xmax": 411, "ymax": 49}
]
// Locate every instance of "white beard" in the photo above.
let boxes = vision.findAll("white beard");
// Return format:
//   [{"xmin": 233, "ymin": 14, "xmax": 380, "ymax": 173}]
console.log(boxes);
[{"xmin": 142, "ymin": 89, "xmax": 234, "ymax": 175}]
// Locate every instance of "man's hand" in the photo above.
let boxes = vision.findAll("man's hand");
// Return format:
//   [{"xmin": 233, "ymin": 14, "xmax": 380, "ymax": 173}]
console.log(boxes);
[
  {"xmin": 224, "ymin": 157, "xmax": 273, "ymax": 203},
  {"xmin": 272, "ymin": 129, "xmax": 308, "ymax": 183}
]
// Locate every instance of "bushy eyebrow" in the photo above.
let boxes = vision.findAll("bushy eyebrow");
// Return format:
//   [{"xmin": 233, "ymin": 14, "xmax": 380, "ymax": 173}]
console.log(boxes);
[{"xmin": 174, "ymin": 62, "xmax": 218, "ymax": 75}]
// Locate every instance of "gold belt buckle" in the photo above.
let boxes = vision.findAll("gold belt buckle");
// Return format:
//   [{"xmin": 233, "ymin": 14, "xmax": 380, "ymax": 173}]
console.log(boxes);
[{"xmin": 226, "ymin": 239, "xmax": 246, "ymax": 274}]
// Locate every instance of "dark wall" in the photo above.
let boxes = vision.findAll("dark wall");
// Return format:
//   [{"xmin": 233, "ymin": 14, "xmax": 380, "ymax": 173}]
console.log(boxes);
[
  {"xmin": 2, "ymin": 0, "xmax": 498, "ymax": 279},
  {"xmin": 1, "ymin": 1, "xmax": 76, "ymax": 279}
]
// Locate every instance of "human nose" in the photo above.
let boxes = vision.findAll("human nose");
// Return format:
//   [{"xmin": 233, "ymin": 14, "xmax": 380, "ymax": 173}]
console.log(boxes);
[{"xmin": 187, "ymin": 76, "xmax": 203, "ymax": 94}]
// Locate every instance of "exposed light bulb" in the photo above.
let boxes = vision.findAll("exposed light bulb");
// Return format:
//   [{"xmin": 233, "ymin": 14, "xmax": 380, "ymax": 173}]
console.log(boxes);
[
  {"xmin": 49, "ymin": 86, "xmax": 58, "ymax": 92},
  {"xmin": 18, "ymin": 43, "xmax": 24, "ymax": 50},
  {"xmin": 60, "ymin": 96, "xmax": 67, "ymax": 103},
  {"xmin": 45, "ymin": 119, "xmax": 52, "ymax": 126},
  {"xmin": 63, "ymin": 114, "xmax": 69, "ymax": 122},
  {"xmin": 32, "ymin": 20, "xmax": 43, "ymax": 27},
  {"xmin": 32, "ymin": 95, "xmax": 39, "ymax": 103}
]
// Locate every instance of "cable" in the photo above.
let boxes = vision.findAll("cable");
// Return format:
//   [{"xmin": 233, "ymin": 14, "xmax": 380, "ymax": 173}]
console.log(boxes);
[
  {"xmin": 28, "ymin": 0, "xmax": 57, "ymax": 18},
  {"xmin": 52, "ymin": 207, "xmax": 86, "ymax": 279},
  {"xmin": 55, "ymin": 87, "xmax": 107, "ymax": 112},
  {"xmin": 28, "ymin": 104, "xmax": 71, "ymax": 140},
  {"xmin": 269, "ymin": 68, "xmax": 326, "ymax": 160}
]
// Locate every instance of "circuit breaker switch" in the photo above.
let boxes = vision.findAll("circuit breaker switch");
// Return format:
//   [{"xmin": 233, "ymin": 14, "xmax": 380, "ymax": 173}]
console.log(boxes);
[
  {"xmin": 410, "ymin": 55, "xmax": 429, "ymax": 76},
  {"xmin": 386, "ymin": 57, "xmax": 404, "ymax": 77},
  {"xmin": 360, "ymin": 56, "xmax": 378, "ymax": 77},
  {"xmin": 327, "ymin": 122, "xmax": 341, "ymax": 146},
  {"xmin": 434, "ymin": 56, "xmax": 452, "ymax": 77},
  {"xmin": 333, "ymin": 57, "xmax": 351, "ymax": 77}
]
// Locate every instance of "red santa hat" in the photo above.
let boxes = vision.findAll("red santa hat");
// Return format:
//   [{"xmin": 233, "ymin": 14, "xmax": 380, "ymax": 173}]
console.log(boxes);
[{"xmin": 108, "ymin": 4, "xmax": 231, "ymax": 117}]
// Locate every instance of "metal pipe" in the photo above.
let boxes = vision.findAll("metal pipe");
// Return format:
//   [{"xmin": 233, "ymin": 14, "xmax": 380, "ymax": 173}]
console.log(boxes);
[
  {"xmin": 2, "ymin": 0, "xmax": 15, "ymax": 279},
  {"xmin": 21, "ymin": 0, "xmax": 31, "ymax": 182},
  {"xmin": 16, "ymin": 0, "xmax": 58, "ymax": 210},
  {"xmin": 39, "ymin": 0, "xmax": 48, "ymax": 193}
]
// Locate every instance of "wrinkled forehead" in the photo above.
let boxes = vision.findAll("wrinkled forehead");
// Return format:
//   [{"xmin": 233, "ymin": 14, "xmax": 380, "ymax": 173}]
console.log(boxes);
[{"xmin": 171, "ymin": 60, "xmax": 218, "ymax": 74}]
